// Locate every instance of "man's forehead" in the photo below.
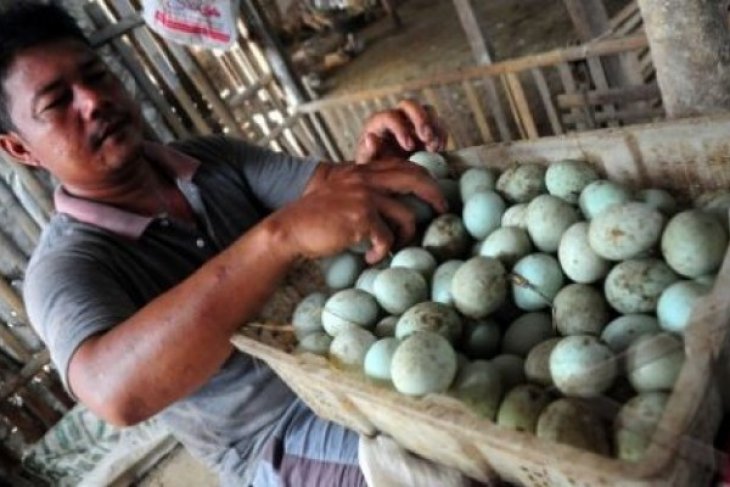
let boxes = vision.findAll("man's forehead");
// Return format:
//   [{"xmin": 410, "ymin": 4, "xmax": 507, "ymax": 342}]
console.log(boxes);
[{"xmin": 6, "ymin": 40, "xmax": 98, "ymax": 85}]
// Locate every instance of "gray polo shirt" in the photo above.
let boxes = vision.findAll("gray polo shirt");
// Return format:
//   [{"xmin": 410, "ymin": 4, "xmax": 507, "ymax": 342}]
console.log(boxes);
[{"xmin": 23, "ymin": 136, "xmax": 319, "ymax": 485}]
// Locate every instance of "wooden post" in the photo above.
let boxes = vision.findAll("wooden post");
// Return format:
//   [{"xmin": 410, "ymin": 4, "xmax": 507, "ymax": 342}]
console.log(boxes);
[
  {"xmin": 637, "ymin": 0, "xmax": 730, "ymax": 118},
  {"xmin": 562, "ymin": 0, "xmax": 643, "ymax": 87},
  {"xmin": 452, "ymin": 0, "xmax": 494, "ymax": 65}
]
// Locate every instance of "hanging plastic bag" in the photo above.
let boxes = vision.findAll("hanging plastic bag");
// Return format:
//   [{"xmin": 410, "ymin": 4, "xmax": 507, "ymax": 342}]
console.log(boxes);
[{"xmin": 142, "ymin": 0, "xmax": 240, "ymax": 50}]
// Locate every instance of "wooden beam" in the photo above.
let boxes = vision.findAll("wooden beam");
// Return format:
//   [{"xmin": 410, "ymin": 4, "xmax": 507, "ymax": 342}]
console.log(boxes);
[
  {"xmin": 89, "ymin": 13, "xmax": 144, "ymax": 47},
  {"xmin": 452, "ymin": 0, "xmax": 494, "ymax": 65}
]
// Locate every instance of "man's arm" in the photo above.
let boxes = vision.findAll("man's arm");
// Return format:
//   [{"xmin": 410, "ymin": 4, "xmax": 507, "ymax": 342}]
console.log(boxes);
[{"xmin": 68, "ymin": 158, "xmax": 446, "ymax": 426}]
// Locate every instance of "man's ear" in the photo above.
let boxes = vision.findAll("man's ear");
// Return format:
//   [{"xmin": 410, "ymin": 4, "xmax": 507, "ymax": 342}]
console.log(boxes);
[{"xmin": 0, "ymin": 132, "xmax": 40, "ymax": 167}]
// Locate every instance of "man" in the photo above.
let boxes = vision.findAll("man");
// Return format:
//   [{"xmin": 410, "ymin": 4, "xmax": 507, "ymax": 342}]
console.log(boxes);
[{"xmin": 0, "ymin": 3, "xmax": 450, "ymax": 486}]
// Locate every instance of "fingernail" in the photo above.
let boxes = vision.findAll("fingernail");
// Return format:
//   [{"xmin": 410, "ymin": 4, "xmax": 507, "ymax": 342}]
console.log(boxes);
[
  {"xmin": 422, "ymin": 125, "xmax": 433, "ymax": 140},
  {"xmin": 405, "ymin": 135, "xmax": 415, "ymax": 150}
]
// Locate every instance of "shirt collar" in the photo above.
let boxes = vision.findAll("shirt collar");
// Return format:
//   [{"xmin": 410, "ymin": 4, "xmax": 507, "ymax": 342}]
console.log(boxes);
[{"xmin": 54, "ymin": 142, "xmax": 201, "ymax": 240}]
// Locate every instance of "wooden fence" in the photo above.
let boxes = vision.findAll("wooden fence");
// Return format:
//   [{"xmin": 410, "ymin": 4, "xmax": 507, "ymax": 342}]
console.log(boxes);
[{"xmin": 297, "ymin": 33, "xmax": 661, "ymax": 160}]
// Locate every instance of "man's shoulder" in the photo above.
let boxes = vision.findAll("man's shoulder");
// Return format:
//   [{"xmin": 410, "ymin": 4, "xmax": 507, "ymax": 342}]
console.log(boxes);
[{"xmin": 168, "ymin": 135, "xmax": 251, "ymax": 163}]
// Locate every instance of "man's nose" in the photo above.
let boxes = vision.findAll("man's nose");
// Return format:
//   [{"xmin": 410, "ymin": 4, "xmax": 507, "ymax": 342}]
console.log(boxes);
[{"xmin": 74, "ymin": 83, "xmax": 109, "ymax": 120}]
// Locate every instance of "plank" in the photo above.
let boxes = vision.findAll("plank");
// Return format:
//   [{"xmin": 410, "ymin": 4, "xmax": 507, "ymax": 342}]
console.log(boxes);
[
  {"xmin": 482, "ymin": 78, "xmax": 511, "ymax": 142},
  {"xmin": 562, "ymin": 107, "xmax": 664, "ymax": 125},
  {"xmin": 422, "ymin": 88, "xmax": 457, "ymax": 150},
  {"xmin": 296, "ymin": 35, "xmax": 648, "ymax": 113},
  {"xmin": 558, "ymin": 62, "xmax": 591, "ymax": 130},
  {"xmin": 462, "ymin": 81, "xmax": 494, "ymax": 144},
  {"xmin": 0, "ymin": 351, "xmax": 50, "ymax": 403},
  {"xmin": 89, "ymin": 13, "xmax": 145, "ymax": 47},
  {"xmin": 530, "ymin": 68, "xmax": 563, "ymax": 135},
  {"xmin": 586, "ymin": 56, "xmax": 618, "ymax": 127},
  {"xmin": 557, "ymin": 83, "xmax": 660, "ymax": 108},
  {"xmin": 504, "ymin": 73, "xmax": 539, "ymax": 139},
  {"xmin": 452, "ymin": 0, "xmax": 494, "ymax": 65}
]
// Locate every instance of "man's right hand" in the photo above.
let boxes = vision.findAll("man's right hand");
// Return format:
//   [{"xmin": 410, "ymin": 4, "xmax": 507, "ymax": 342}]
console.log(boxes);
[{"xmin": 270, "ymin": 157, "xmax": 448, "ymax": 264}]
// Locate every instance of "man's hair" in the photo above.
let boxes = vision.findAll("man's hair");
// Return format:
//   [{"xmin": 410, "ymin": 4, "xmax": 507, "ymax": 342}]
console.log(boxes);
[{"xmin": 0, "ymin": 2, "xmax": 89, "ymax": 134}]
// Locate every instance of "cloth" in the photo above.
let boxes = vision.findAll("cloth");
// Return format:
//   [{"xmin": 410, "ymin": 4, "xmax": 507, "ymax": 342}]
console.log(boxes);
[
  {"xmin": 22, "ymin": 404, "xmax": 172, "ymax": 487},
  {"xmin": 251, "ymin": 399, "xmax": 365, "ymax": 487},
  {"xmin": 23, "ymin": 135, "xmax": 319, "ymax": 486},
  {"xmin": 142, "ymin": 0, "xmax": 240, "ymax": 50},
  {"xmin": 358, "ymin": 435, "xmax": 476, "ymax": 487}
]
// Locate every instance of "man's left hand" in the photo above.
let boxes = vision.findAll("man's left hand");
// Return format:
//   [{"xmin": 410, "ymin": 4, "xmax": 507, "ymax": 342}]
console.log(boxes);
[{"xmin": 355, "ymin": 99, "xmax": 448, "ymax": 165}]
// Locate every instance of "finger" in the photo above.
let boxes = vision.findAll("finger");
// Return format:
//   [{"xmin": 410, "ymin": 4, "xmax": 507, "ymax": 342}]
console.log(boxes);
[
  {"xmin": 397, "ymin": 99, "xmax": 435, "ymax": 144},
  {"xmin": 365, "ymin": 211, "xmax": 395, "ymax": 264},
  {"xmin": 361, "ymin": 158, "xmax": 448, "ymax": 213},
  {"xmin": 362, "ymin": 110, "xmax": 416, "ymax": 152},
  {"xmin": 371, "ymin": 193, "xmax": 417, "ymax": 247},
  {"xmin": 421, "ymin": 104, "xmax": 449, "ymax": 152},
  {"xmin": 355, "ymin": 133, "xmax": 381, "ymax": 165}
]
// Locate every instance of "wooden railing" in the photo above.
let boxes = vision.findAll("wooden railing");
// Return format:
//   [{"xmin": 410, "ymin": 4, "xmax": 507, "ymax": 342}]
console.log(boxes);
[{"xmin": 297, "ymin": 34, "xmax": 661, "ymax": 161}]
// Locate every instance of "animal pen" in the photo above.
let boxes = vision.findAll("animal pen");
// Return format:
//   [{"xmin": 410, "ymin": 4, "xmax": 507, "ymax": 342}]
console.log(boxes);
[{"xmin": 0, "ymin": 0, "xmax": 682, "ymax": 483}]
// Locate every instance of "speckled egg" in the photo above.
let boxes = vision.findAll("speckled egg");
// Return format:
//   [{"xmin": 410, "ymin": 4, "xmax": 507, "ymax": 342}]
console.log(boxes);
[
  {"xmin": 450, "ymin": 360, "xmax": 503, "ymax": 419},
  {"xmin": 355, "ymin": 268, "xmax": 381, "ymax": 295},
  {"xmin": 636, "ymin": 188, "xmax": 677, "ymax": 216},
  {"xmin": 491, "ymin": 354, "xmax": 526, "ymax": 391},
  {"xmin": 614, "ymin": 392, "xmax": 669, "ymax": 462},
  {"xmin": 502, "ymin": 203, "xmax": 529, "ymax": 229},
  {"xmin": 524, "ymin": 337, "xmax": 561, "ymax": 386},
  {"xmin": 320, "ymin": 251, "xmax": 364, "ymax": 290},
  {"xmin": 588, "ymin": 203, "xmax": 664, "ymax": 261},
  {"xmin": 526, "ymin": 194, "xmax": 580, "ymax": 252},
  {"xmin": 459, "ymin": 167, "xmax": 497, "ymax": 203},
  {"xmin": 462, "ymin": 319, "xmax": 501, "ymax": 358},
  {"xmin": 292, "ymin": 292, "xmax": 327, "ymax": 339},
  {"xmin": 512, "ymin": 253, "xmax": 564, "ymax": 311},
  {"xmin": 391, "ymin": 247, "xmax": 437, "ymax": 280},
  {"xmin": 536, "ymin": 399, "xmax": 610, "ymax": 454},
  {"xmin": 657, "ymin": 280, "xmax": 711, "ymax": 335},
  {"xmin": 661, "ymin": 210, "xmax": 728, "ymax": 278},
  {"xmin": 322, "ymin": 289, "xmax": 380, "ymax": 336},
  {"xmin": 329, "ymin": 327, "xmax": 377, "ymax": 367},
  {"xmin": 451, "ymin": 256, "xmax": 507, "ymax": 318},
  {"xmin": 363, "ymin": 337, "xmax": 400, "ymax": 381},
  {"xmin": 553, "ymin": 284, "xmax": 610, "ymax": 336},
  {"xmin": 422, "ymin": 214, "xmax": 471, "ymax": 260},
  {"xmin": 395, "ymin": 301, "xmax": 463, "ymax": 343},
  {"xmin": 462, "ymin": 190, "xmax": 506, "ymax": 240},
  {"xmin": 579, "ymin": 180, "xmax": 632, "ymax": 219},
  {"xmin": 545, "ymin": 160, "xmax": 599, "ymax": 204},
  {"xmin": 431, "ymin": 259, "xmax": 463, "ymax": 306},
  {"xmin": 604, "ymin": 259, "xmax": 679, "ymax": 314},
  {"xmin": 501, "ymin": 312, "xmax": 555, "ymax": 357},
  {"xmin": 549, "ymin": 336, "xmax": 617, "ymax": 398},
  {"xmin": 558, "ymin": 222, "xmax": 610, "ymax": 283},
  {"xmin": 391, "ymin": 331, "xmax": 458, "ymax": 396},
  {"xmin": 295, "ymin": 332, "xmax": 332, "ymax": 356},
  {"xmin": 373, "ymin": 267, "xmax": 428, "ymax": 315},
  {"xmin": 600, "ymin": 315, "xmax": 660, "ymax": 354},
  {"xmin": 626, "ymin": 333, "xmax": 684, "ymax": 392},
  {"xmin": 409, "ymin": 151, "xmax": 449, "ymax": 178},
  {"xmin": 496, "ymin": 163, "xmax": 547, "ymax": 203},
  {"xmin": 480, "ymin": 227, "xmax": 532, "ymax": 268},
  {"xmin": 497, "ymin": 384, "xmax": 551, "ymax": 433},
  {"xmin": 374, "ymin": 315, "xmax": 399, "ymax": 338}
]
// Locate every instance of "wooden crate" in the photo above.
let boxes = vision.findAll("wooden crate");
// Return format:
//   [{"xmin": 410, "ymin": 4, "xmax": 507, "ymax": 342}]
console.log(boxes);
[{"xmin": 232, "ymin": 114, "xmax": 730, "ymax": 485}]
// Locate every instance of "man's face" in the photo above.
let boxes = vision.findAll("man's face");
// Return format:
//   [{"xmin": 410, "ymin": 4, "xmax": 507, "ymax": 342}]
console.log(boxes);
[{"xmin": 0, "ymin": 38, "xmax": 144, "ymax": 190}]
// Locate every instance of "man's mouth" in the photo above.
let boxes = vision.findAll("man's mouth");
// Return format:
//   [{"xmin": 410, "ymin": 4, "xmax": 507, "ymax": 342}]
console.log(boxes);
[{"xmin": 91, "ymin": 116, "xmax": 130, "ymax": 150}]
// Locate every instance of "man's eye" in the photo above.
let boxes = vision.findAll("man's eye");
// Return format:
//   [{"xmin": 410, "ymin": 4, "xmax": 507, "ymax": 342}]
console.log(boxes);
[
  {"xmin": 86, "ymin": 70, "xmax": 109, "ymax": 83},
  {"xmin": 43, "ymin": 91, "xmax": 72, "ymax": 112}
]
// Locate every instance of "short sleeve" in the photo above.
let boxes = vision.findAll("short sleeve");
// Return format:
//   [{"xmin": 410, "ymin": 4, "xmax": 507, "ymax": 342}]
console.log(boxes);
[
  {"xmin": 23, "ymin": 253, "xmax": 137, "ymax": 392},
  {"xmin": 173, "ymin": 136, "xmax": 320, "ymax": 210}
]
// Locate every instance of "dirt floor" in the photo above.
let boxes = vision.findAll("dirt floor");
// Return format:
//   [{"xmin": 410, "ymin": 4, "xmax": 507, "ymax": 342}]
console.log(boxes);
[{"xmin": 326, "ymin": 0, "xmax": 628, "ymax": 95}]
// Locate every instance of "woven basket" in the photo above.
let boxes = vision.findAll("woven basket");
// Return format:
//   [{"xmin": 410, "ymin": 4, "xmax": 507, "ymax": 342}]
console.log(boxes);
[{"xmin": 233, "ymin": 115, "xmax": 730, "ymax": 485}]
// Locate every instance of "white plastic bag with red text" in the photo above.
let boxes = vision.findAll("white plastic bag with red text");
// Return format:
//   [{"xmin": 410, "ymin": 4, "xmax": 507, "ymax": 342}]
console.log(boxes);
[{"xmin": 142, "ymin": 0, "xmax": 240, "ymax": 50}]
